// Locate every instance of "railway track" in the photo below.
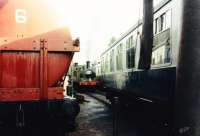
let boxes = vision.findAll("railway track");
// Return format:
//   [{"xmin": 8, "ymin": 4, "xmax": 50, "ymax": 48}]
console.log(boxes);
[{"xmin": 86, "ymin": 91, "xmax": 111, "ymax": 106}]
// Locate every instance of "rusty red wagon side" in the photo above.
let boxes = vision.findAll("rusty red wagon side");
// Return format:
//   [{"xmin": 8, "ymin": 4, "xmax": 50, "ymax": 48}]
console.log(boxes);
[
  {"xmin": 0, "ymin": 28, "xmax": 79, "ymax": 101},
  {"xmin": 0, "ymin": 0, "xmax": 80, "ymax": 135}
]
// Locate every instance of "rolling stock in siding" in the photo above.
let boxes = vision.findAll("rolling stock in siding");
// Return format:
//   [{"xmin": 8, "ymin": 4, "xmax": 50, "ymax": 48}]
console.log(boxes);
[{"xmin": 97, "ymin": 0, "xmax": 182, "ymax": 107}]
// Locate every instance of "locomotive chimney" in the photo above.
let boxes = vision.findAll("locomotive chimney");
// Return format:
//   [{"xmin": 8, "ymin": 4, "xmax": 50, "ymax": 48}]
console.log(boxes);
[
  {"xmin": 138, "ymin": 0, "xmax": 153, "ymax": 70},
  {"xmin": 174, "ymin": 0, "xmax": 200, "ymax": 135},
  {"xmin": 86, "ymin": 61, "xmax": 90, "ymax": 69},
  {"xmin": 74, "ymin": 62, "xmax": 78, "ymax": 67}
]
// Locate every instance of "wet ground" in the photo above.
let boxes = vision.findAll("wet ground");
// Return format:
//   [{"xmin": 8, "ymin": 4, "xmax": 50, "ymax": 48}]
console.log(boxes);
[
  {"xmin": 69, "ymin": 94, "xmax": 112, "ymax": 136},
  {"xmin": 69, "ymin": 92, "xmax": 172, "ymax": 136}
]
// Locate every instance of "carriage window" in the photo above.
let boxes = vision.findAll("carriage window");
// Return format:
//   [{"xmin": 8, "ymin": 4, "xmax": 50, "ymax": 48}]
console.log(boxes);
[
  {"xmin": 116, "ymin": 44, "xmax": 123, "ymax": 70},
  {"xmin": 126, "ymin": 36, "xmax": 135, "ymax": 68},
  {"xmin": 101, "ymin": 60, "xmax": 103, "ymax": 74},
  {"xmin": 155, "ymin": 18, "xmax": 158, "ymax": 34},
  {"xmin": 154, "ymin": 20, "xmax": 157, "ymax": 34},
  {"xmin": 101, "ymin": 57, "xmax": 105, "ymax": 74},
  {"xmin": 126, "ymin": 38, "xmax": 129, "ymax": 49},
  {"xmin": 155, "ymin": 13, "xmax": 166, "ymax": 34},
  {"xmin": 110, "ymin": 49, "xmax": 114, "ymax": 72},
  {"xmin": 151, "ymin": 44, "xmax": 171, "ymax": 65},
  {"xmin": 160, "ymin": 13, "xmax": 166, "ymax": 31},
  {"xmin": 152, "ymin": 11, "xmax": 171, "ymax": 65},
  {"xmin": 130, "ymin": 36, "xmax": 133, "ymax": 47},
  {"xmin": 126, "ymin": 36, "xmax": 133, "ymax": 49},
  {"xmin": 104, "ymin": 57, "xmax": 106, "ymax": 73},
  {"xmin": 127, "ymin": 48, "xmax": 135, "ymax": 68},
  {"xmin": 105, "ymin": 54, "xmax": 109, "ymax": 73}
]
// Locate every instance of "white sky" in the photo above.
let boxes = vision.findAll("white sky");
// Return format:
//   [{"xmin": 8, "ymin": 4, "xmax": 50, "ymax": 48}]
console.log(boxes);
[{"xmin": 47, "ymin": 0, "xmax": 162, "ymax": 64}]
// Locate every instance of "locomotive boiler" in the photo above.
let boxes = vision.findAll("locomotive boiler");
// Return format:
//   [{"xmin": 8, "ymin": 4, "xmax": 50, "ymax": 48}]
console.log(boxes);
[{"xmin": 0, "ymin": 0, "xmax": 80, "ymax": 135}]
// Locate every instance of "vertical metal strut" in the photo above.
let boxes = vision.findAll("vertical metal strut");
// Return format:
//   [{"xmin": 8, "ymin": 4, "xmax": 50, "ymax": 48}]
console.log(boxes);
[
  {"xmin": 40, "ymin": 39, "xmax": 48, "ymax": 100},
  {"xmin": 174, "ymin": 0, "xmax": 200, "ymax": 135},
  {"xmin": 138, "ymin": 0, "xmax": 153, "ymax": 70}
]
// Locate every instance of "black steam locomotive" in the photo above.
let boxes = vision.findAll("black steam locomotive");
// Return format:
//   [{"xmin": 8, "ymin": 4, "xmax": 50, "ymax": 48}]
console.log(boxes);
[{"xmin": 72, "ymin": 61, "xmax": 97, "ymax": 92}]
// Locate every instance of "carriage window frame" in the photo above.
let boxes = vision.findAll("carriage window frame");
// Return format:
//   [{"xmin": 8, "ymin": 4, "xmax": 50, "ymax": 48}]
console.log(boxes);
[
  {"xmin": 126, "ymin": 35, "xmax": 136, "ymax": 69},
  {"xmin": 152, "ymin": 9, "xmax": 172, "ymax": 68},
  {"xmin": 101, "ymin": 57, "xmax": 105, "ymax": 74},
  {"xmin": 105, "ymin": 53, "xmax": 109, "ymax": 73},
  {"xmin": 116, "ymin": 43, "xmax": 123, "ymax": 71},
  {"xmin": 154, "ymin": 13, "xmax": 167, "ymax": 35},
  {"xmin": 110, "ymin": 49, "xmax": 115, "ymax": 72}
]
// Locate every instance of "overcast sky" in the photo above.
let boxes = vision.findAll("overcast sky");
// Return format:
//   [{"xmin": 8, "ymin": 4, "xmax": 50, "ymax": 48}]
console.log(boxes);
[{"xmin": 47, "ymin": 0, "xmax": 162, "ymax": 65}]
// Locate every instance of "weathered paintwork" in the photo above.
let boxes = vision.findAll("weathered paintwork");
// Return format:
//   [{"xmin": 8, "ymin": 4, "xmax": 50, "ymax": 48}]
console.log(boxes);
[
  {"xmin": 0, "ymin": 0, "xmax": 80, "ymax": 132},
  {"xmin": 0, "ymin": 0, "xmax": 80, "ymax": 101},
  {"xmin": 100, "ymin": 67, "xmax": 176, "ymax": 102}
]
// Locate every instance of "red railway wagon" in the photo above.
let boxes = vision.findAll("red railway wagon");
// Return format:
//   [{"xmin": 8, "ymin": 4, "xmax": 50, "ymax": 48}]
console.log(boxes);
[{"xmin": 0, "ymin": 0, "xmax": 80, "ymax": 135}]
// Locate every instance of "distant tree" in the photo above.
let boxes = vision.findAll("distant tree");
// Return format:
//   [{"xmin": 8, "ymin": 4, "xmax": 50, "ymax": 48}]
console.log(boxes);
[{"xmin": 108, "ymin": 37, "xmax": 116, "ymax": 47}]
